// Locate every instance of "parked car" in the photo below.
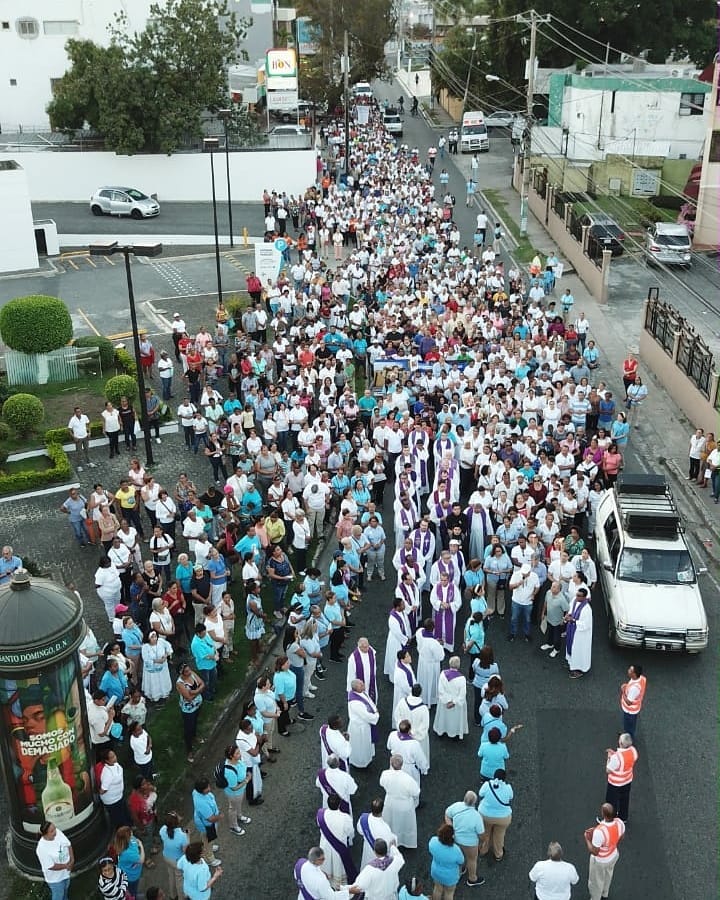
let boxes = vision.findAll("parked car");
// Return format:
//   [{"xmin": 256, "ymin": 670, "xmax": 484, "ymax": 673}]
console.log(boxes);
[
  {"xmin": 578, "ymin": 212, "xmax": 625, "ymax": 257},
  {"xmin": 89, "ymin": 187, "xmax": 159, "ymax": 218},
  {"xmin": 352, "ymin": 82, "xmax": 373, "ymax": 99},
  {"xmin": 485, "ymin": 110, "xmax": 520, "ymax": 129},
  {"xmin": 645, "ymin": 221, "xmax": 692, "ymax": 266},
  {"xmin": 595, "ymin": 473, "xmax": 708, "ymax": 653},
  {"xmin": 271, "ymin": 99, "xmax": 325, "ymax": 123},
  {"xmin": 383, "ymin": 108, "xmax": 403, "ymax": 136},
  {"xmin": 268, "ymin": 125, "xmax": 310, "ymax": 137}
]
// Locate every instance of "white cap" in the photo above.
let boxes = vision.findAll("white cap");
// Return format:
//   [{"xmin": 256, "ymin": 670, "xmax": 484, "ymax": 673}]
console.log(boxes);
[{"xmin": 520, "ymin": 563, "xmax": 532, "ymax": 575}]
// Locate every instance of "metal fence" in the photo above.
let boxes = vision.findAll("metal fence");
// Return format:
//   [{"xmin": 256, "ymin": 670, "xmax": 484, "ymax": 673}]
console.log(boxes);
[
  {"xmin": 644, "ymin": 298, "xmax": 682, "ymax": 356},
  {"xmin": 677, "ymin": 330, "xmax": 714, "ymax": 398},
  {"xmin": 5, "ymin": 347, "xmax": 79, "ymax": 386}
]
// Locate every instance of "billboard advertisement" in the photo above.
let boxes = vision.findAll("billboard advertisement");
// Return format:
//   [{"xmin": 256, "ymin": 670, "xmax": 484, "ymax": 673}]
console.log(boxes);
[
  {"xmin": 0, "ymin": 655, "xmax": 93, "ymax": 834},
  {"xmin": 266, "ymin": 49, "xmax": 298, "ymax": 91},
  {"xmin": 297, "ymin": 17, "xmax": 320, "ymax": 55}
]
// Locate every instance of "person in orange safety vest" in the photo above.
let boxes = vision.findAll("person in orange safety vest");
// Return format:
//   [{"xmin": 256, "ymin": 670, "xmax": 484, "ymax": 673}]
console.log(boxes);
[
  {"xmin": 584, "ymin": 802, "xmax": 625, "ymax": 900},
  {"xmin": 605, "ymin": 733, "xmax": 638, "ymax": 822},
  {"xmin": 620, "ymin": 664, "xmax": 646, "ymax": 739}
]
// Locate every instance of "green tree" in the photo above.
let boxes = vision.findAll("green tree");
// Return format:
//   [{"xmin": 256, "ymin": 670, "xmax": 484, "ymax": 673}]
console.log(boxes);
[
  {"xmin": 0, "ymin": 296, "xmax": 73, "ymax": 354},
  {"xmin": 295, "ymin": 0, "xmax": 396, "ymax": 100},
  {"xmin": 105, "ymin": 374, "xmax": 138, "ymax": 406},
  {"xmin": 2, "ymin": 395, "xmax": 45, "ymax": 437},
  {"xmin": 48, "ymin": 0, "xmax": 251, "ymax": 154}
]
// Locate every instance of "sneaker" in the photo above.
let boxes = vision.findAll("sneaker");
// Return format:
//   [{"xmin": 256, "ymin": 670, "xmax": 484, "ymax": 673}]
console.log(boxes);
[
  {"xmin": 239, "ymin": 815, "xmax": 252, "ymax": 824},
  {"xmin": 315, "ymin": 672, "xmax": 326, "ymax": 681},
  {"xmin": 230, "ymin": 827, "xmax": 245, "ymax": 836},
  {"xmin": 211, "ymin": 844, "xmax": 220, "ymax": 852},
  {"xmin": 549, "ymin": 649, "xmax": 559, "ymax": 658},
  {"xmin": 156, "ymin": 438, "xmax": 162, "ymax": 444},
  {"xmin": 467, "ymin": 878, "xmax": 485, "ymax": 887},
  {"xmin": 540, "ymin": 643, "xmax": 553, "ymax": 651},
  {"xmin": 88, "ymin": 462, "xmax": 97, "ymax": 468},
  {"xmin": 77, "ymin": 465, "xmax": 83, "ymax": 472},
  {"xmin": 210, "ymin": 859, "xmax": 222, "ymax": 867},
  {"xmin": 507, "ymin": 635, "xmax": 515, "ymax": 642},
  {"xmin": 298, "ymin": 711, "xmax": 314, "ymax": 720},
  {"xmin": 524, "ymin": 635, "xmax": 532, "ymax": 643}
]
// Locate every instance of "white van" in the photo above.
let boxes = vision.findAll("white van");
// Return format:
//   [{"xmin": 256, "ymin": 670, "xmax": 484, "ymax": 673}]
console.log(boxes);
[
  {"xmin": 460, "ymin": 111, "xmax": 489, "ymax": 153},
  {"xmin": 645, "ymin": 222, "xmax": 692, "ymax": 266}
]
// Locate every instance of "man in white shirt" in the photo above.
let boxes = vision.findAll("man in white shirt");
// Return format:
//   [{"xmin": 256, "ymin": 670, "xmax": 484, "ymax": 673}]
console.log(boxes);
[
  {"xmin": 508, "ymin": 563, "xmax": 540, "ymax": 642},
  {"xmin": 528, "ymin": 841, "xmax": 579, "ymax": 900},
  {"xmin": 171, "ymin": 312, "xmax": 186, "ymax": 360},
  {"xmin": 157, "ymin": 350, "xmax": 175, "ymax": 401},
  {"xmin": 68, "ymin": 406, "xmax": 95, "ymax": 470}
]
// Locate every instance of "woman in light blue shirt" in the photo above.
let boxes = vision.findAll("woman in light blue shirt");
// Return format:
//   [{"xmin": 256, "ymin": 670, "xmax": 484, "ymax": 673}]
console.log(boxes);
[
  {"xmin": 159, "ymin": 811, "xmax": 189, "ymax": 900},
  {"xmin": 273, "ymin": 655, "xmax": 296, "ymax": 736},
  {"xmin": 428, "ymin": 824, "xmax": 464, "ymax": 892},
  {"xmin": 177, "ymin": 841, "xmax": 222, "ymax": 900},
  {"xmin": 478, "ymin": 770, "xmax": 514, "ymax": 861},
  {"xmin": 611, "ymin": 412, "xmax": 630, "ymax": 448}
]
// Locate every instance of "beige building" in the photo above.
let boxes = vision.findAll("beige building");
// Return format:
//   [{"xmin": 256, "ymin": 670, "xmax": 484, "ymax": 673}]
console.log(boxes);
[{"xmin": 692, "ymin": 59, "xmax": 719, "ymax": 250}]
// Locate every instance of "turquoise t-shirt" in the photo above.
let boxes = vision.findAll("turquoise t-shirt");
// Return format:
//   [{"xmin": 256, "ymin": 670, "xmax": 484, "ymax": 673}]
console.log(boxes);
[
  {"xmin": 478, "ymin": 739, "xmax": 510, "ymax": 779},
  {"xmin": 159, "ymin": 824, "xmax": 189, "ymax": 862},
  {"xmin": 177, "ymin": 856, "xmax": 212, "ymax": 900},
  {"xmin": 223, "ymin": 760, "xmax": 247, "ymax": 798},
  {"xmin": 428, "ymin": 836, "xmax": 464, "ymax": 886},
  {"xmin": 273, "ymin": 669, "xmax": 296, "ymax": 702}
]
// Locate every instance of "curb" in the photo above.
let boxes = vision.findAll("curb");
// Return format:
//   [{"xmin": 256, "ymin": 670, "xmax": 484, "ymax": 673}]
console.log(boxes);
[{"xmin": 663, "ymin": 456, "xmax": 720, "ymax": 565}]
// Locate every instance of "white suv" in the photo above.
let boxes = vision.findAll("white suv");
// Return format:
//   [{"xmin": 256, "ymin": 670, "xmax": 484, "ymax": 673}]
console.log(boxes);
[{"xmin": 595, "ymin": 474, "xmax": 708, "ymax": 653}]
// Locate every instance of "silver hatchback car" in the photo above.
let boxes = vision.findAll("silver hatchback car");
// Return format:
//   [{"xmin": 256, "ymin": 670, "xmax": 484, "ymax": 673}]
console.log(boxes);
[{"xmin": 90, "ymin": 187, "xmax": 160, "ymax": 218}]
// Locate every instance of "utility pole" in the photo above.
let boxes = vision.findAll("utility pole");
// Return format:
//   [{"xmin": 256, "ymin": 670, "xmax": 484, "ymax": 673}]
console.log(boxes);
[
  {"xmin": 519, "ymin": 9, "xmax": 537, "ymax": 237},
  {"xmin": 343, "ymin": 29, "xmax": 350, "ymax": 175}
]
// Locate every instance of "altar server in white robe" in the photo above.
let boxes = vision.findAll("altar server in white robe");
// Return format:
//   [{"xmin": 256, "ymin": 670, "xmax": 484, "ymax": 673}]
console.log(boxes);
[
  {"xmin": 391, "ymin": 649, "xmax": 416, "ymax": 727},
  {"xmin": 356, "ymin": 799, "xmax": 397, "ymax": 869},
  {"xmin": 383, "ymin": 598, "xmax": 411, "ymax": 679},
  {"xmin": 395, "ymin": 571, "xmax": 421, "ymax": 633},
  {"xmin": 316, "ymin": 793, "xmax": 356, "ymax": 888},
  {"xmin": 429, "ymin": 549, "xmax": 462, "ymax": 587},
  {"xmin": 346, "ymin": 637, "xmax": 379, "ymax": 704},
  {"xmin": 392, "ymin": 537, "xmax": 425, "ymax": 594},
  {"xmin": 294, "ymin": 847, "xmax": 351, "ymax": 900},
  {"xmin": 394, "ymin": 683, "xmax": 430, "ymax": 767},
  {"xmin": 347, "ymin": 679, "xmax": 380, "ymax": 769},
  {"xmin": 432, "ymin": 656, "xmax": 469, "ymax": 740},
  {"xmin": 316, "ymin": 755, "xmax": 358, "ymax": 816},
  {"xmin": 379, "ymin": 755, "xmax": 420, "ymax": 849},
  {"xmin": 429, "ymin": 571, "xmax": 462, "ymax": 652},
  {"xmin": 410, "ymin": 519, "xmax": 436, "ymax": 586},
  {"xmin": 564, "ymin": 586, "xmax": 593, "ymax": 677},
  {"xmin": 349, "ymin": 840, "xmax": 405, "ymax": 900},
  {"xmin": 415, "ymin": 619, "xmax": 445, "ymax": 707},
  {"xmin": 393, "ymin": 494, "xmax": 420, "ymax": 551},
  {"xmin": 386, "ymin": 719, "xmax": 428, "ymax": 788},
  {"xmin": 320, "ymin": 715, "xmax": 352, "ymax": 770}
]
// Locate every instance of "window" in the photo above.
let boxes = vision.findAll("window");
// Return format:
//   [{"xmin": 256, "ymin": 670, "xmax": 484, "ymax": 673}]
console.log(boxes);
[
  {"xmin": 43, "ymin": 20, "xmax": 79, "ymax": 36},
  {"xmin": 16, "ymin": 17, "xmax": 39, "ymax": 38},
  {"xmin": 9, "ymin": 78, "xmax": 17, "ymax": 86},
  {"xmin": 2, "ymin": 21, "xmax": 10, "ymax": 30},
  {"xmin": 50, "ymin": 77, "xmax": 62, "ymax": 96},
  {"xmin": 679, "ymin": 92, "xmax": 705, "ymax": 116}
]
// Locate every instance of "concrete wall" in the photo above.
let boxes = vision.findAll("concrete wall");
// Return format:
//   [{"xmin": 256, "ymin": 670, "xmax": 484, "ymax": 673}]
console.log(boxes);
[
  {"xmin": 0, "ymin": 161, "xmax": 39, "ymax": 273},
  {"xmin": 0, "ymin": 149, "xmax": 318, "ymax": 203},
  {"xmin": 397, "ymin": 67, "xmax": 432, "ymax": 100},
  {"xmin": 437, "ymin": 89, "xmax": 463, "ymax": 124},
  {"xmin": 639, "ymin": 327, "xmax": 719, "ymax": 435},
  {"xmin": 514, "ymin": 161, "xmax": 610, "ymax": 302}
]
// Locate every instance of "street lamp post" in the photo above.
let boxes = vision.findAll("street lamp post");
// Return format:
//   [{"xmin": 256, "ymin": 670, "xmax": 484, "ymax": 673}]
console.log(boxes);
[
  {"xmin": 217, "ymin": 108, "xmax": 234, "ymax": 248},
  {"xmin": 88, "ymin": 240, "xmax": 163, "ymax": 467},
  {"xmin": 203, "ymin": 136, "xmax": 224, "ymax": 305}
]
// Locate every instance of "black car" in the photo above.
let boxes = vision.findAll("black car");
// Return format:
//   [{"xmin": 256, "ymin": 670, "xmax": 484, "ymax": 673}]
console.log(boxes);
[{"xmin": 578, "ymin": 212, "xmax": 625, "ymax": 258}]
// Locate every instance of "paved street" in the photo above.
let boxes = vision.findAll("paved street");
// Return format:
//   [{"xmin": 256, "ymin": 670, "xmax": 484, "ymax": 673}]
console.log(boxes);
[{"xmin": 0, "ymin": 86, "xmax": 716, "ymax": 900}]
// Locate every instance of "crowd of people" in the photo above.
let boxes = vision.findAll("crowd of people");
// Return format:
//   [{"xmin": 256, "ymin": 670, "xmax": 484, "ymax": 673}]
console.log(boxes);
[{"xmin": 29, "ymin": 100, "xmax": 657, "ymax": 900}]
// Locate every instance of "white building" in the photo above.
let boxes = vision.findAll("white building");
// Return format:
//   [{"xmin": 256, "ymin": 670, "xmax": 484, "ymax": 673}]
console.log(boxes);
[
  {"xmin": 542, "ymin": 71, "xmax": 712, "ymax": 162},
  {"xmin": 0, "ymin": 0, "xmax": 271, "ymax": 132}
]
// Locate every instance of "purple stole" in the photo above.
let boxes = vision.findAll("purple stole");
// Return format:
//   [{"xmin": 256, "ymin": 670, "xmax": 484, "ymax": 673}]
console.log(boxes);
[
  {"xmin": 419, "ymin": 628, "xmax": 434, "ymax": 640},
  {"xmin": 316, "ymin": 807, "xmax": 357, "ymax": 881},
  {"xmin": 400, "ymin": 546, "xmax": 419, "ymax": 573},
  {"xmin": 413, "ymin": 450, "xmax": 428, "ymax": 486},
  {"xmin": 347, "ymin": 690, "xmax": 378, "ymax": 743},
  {"xmin": 352, "ymin": 647, "xmax": 377, "ymax": 703},
  {"xmin": 445, "ymin": 668, "xmax": 463, "ymax": 681},
  {"xmin": 399, "ymin": 506, "xmax": 415, "ymax": 533},
  {"xmin": 390, "ymin": 609, "xmax": 408, "ymax": 639},
  {"xmin": 435, "ymin": 437, "xmax": 452, "ymax": 457},
  {"xmin": 399, "ymin": 582, "xmax": 418, "ymax": 630},
  {"xmin": 565, "ymin": 599, "xmax": 589, "ymax": 655},
  {"xmin": 438, "ymin": 558, "xmax": 455, "ymax": 581},
  {"xmin": 317, "ymin": 768, "xmax": 350, "ymax": 813},
  {"xmin": 369, "ymin": 854, "xmax": 394, "ymax": 870},
  {"xmin": 320, "ymin": 724, "xmax": 347, "ymax": 772},
  {"xmin": 294, "ymin": 859, "xmax": 316, "ymax": 900},
  {"xmin": 413, "ymin": 529, "xmax": 432, "ymax": 558},
  {"xmin": 397, "ymin": 660, "xmax": 414, "ymax": 688},
  {"xmin": 359, "ymin": 812, "xmax": 376, "ymax": 848},
  {"xmin": 395, "ymin": 729, "xmax": 413, "ymax": 741},
  {"xmin": 466, "ymin": 507, "xmax": 489, "ymax": 537},
  {"xmin": 434, "ymin": 582, "xmax": 456, "ymax": 645}
]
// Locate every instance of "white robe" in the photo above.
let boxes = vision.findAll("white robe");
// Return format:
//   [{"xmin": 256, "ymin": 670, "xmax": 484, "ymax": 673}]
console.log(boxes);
[
  {"xmin": 383, "ymin": 610, "xmax": 411, "ymax": 678},
  {"xmin": 318, "ymin": 808, "xmax": 355, "ymax": 887},
  {"xmin": 320, "ymin": 726, "xmax": 352, "ymax": 769},
  {"xmin": 393, "ymin": 696, "xmax": 430, "ymax": 767},
  {"xmin": 356, "ymin": 814, "xmax": 397, "ymax": 869},
  {"xmin": 391, "ymin": 662, "xmax": 416, "ymax": 727},
  {"xmin": 386, "ymin": 731, "xmax": 428, "ymax": 787},
  {"xmin": 346, "ymin": 649, "xmax": 379, "ymax": 701},
  {"xmin": 432, "ymin": 670, "xmax": 469, "ymax": 739},
  {"xmin": 429, "ymin": 583, "xmax": 461, "ymax": 652},
  {"xmin": 379, "ymin": 768, "xmax": 420, "ymax": 849},
  {"xmin": 296, "ymin": 860, "xmax": 350, "ymax": 900},
  {"xmin": 347, "ymin": 694, "xmax": 380, "ymax": 769},
  {"xmin": 565, "ymin": 600, "xmax": 593, "ymax": 673},
  {"xmin": 315, "ymin": 767, "xmax": 358, "ymax": 813},
  {"xmin": 466, "ymin": 507, "xmax": 491, "ymax": 559},
  {"xmin": 391, "ymin": 546, "xmax": 425, "ymax": 593},
  {"xmin": 429, "ymin": 559, "xmax": 461, "ymax": 587},
  {"xmin": 395, "ymin": 581, "xmax": 421, "ymax": 629},
  {"xmin": 416, "ymin": 630, "xmax": 445, "ymax": 706},
  {"xmin": 410, "ymin": 526, "xmax": 436, "ymax": 584},
  {"xmin": 351, "ymin": 846, "xmax": 405, "ymax": 900}
]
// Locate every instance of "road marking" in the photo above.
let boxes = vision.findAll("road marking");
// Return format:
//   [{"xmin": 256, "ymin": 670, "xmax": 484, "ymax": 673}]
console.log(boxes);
[
  {"xmin": 106, "ymin": 329, "xmax": 148, "ymax": 340},
  {"xmin": 144, "ymin": 301, "xmax": 174, "ymax": 332},
  {"xmin": 76, "ymin": 307, "xmax": 100, "ymax": 335},
  {"xmin": 65, "ymin": 258, "xmax": 79, "ymax": 270},
  {"xmin": 85, "ymin": 256, "xmax": 97, "ymax": 268}
]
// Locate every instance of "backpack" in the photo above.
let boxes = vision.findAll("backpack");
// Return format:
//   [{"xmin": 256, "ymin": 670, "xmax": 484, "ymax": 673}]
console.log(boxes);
[{"xmin": 213, "ymin": 761, "xmax": 231, "ymax": 789}]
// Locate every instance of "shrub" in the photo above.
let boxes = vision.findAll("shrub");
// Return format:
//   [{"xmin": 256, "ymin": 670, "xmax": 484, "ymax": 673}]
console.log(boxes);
[
  {"xmin": 45, "ymin": 421, "xmax": 104, "ymax": 444},
  {"xmin": 2, "ymin": 394, "xmax": 44, "ymax": 436},
  {"xmin": 0, "ymin": 296, "xmax": 73, "ymax": 354},
  {"xmin": 73, "ymin": 335, "xmax": 115, "ymax": 370},
  {"xmin": 0, "ymin": 422, "xmax": 11, "ymax": 442},
  {"xmin": 0, "ymin": 442, "xmax": 71, "ymax": 496},
  {"xmin": 225, "ymin": 293, "xmax": 249, "ymax": 323},
  {"xmin": 105, "ymin": 374, "xmax": 138, "ymax": 406},
  {"xmin": 114, "ymin": 347, "xmax": 138, "ymax": 377}
]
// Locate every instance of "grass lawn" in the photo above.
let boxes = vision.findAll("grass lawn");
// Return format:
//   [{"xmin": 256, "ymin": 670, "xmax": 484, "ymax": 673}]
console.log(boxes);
[
  {"xmin": 573, "ymin": 194, "xmax": 676, "ymax": 234},
  {"xmin": 1, "ymin": 373, "xmax": 109, "ymax": 452},
  {"xmin": 483, "ymin": 188, "xmax": 543, "ymax": 264}
]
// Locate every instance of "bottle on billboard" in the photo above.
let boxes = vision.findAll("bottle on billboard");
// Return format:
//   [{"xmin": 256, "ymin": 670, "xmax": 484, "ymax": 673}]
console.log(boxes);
[{"xmin": 41, "ymin": 758, "xmax": 74, "ymax": 827}]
